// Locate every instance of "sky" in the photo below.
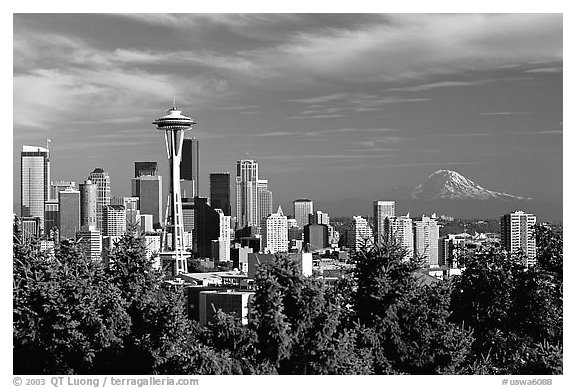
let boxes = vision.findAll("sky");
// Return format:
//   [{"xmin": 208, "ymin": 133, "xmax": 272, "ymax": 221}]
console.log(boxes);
[{"xmin": 12, "ymin": 13, "xmax": 563, "ymax": 216}]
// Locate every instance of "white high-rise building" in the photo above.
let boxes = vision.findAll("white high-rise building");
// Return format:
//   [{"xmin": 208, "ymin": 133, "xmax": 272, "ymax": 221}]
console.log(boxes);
[
  {"xmin": 347, "ymin": 216, "xmax": 373, "ymax": 251},
  {"xmin": 293, "ymin": 198, "xmax": 313, "ymax": 227},
  {"xmin": 214, "ymin": 208, "xmax": 231, "ymax": 262},
  {"xmin": 384, "ymin": 214, "xmax": 413, "ymax": 259},
  {"xmin": 88, "ymin": 168, "xmax": 111, "ymax": 231},
  {"xmin": 103, "ymin": 205, "xmax": 126, "ymax": 237},
  {"xmin": 236, "ymin": 160, "xmax": 259, "ymax": 227},
  {"xmin": 500, "ymin": 211, "xmax": 537, "ymax": 266},
  {"xmin": 21, "ymin": 145, "xmax": 50, "ymax": 230},
  {"xmin": 77, "ymin": 226, "xmax": 102, "ymax": 261},
  {"xmin": 414, "ymin": 215, "xmax": 440, "ymax": 267},
  {"xmin": 262, "ymin": 206, "xmax": 288, "ymax": 254},
  {"xmin": 373, "ymin": 200, "xmax": 395, "ymax": 246}
]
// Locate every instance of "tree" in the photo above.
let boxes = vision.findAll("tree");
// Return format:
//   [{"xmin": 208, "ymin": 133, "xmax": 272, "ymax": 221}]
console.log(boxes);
[
  {"xmin": 250, "ymin": 254, "xmax": 371, "ymax": 374},
  {"xmin": 353, "ymin": 242, "xmax": 474, "ymax": 374},
  {"xmin": 450, "ymin": 229, "xmax": 563, "ymax": 374},
  {"xmin": 13, "ymin": 240, "xmax": 130, "ymax": 374}
]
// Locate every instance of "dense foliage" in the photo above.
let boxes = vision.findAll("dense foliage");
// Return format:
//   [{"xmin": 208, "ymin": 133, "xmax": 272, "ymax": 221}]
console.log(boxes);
[{"xmin": 13, "ymin": 223, "xmax": 562, "ymax": 375}]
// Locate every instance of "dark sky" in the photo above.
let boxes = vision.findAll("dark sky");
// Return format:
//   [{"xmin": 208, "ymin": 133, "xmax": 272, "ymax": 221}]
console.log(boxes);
[{"xmin": 13, "ymin": 14, "xmax": 563, "ymax": 213}]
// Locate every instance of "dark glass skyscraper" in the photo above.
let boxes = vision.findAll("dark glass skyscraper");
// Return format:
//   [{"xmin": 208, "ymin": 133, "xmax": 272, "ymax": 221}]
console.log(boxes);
[
  {"xmin": 58, "ymin": 187, "xmax": 80, "ymax": 241},
  {"xmin": 210, "ymin": 172, "xmax": 231, "ymax": 216},
  {"xmin": 180, "ymin": 137, "xmax": 199, "ymax": 198}
]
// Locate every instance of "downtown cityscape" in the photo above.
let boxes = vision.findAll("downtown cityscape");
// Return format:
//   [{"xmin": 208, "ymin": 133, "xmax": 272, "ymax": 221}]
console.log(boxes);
[{"xmin": 13, "ymin": 13, "xmax": 563, "ymax": 379}]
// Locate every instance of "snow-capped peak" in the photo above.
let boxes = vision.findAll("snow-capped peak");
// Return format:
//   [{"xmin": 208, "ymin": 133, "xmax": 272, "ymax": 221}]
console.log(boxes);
[{"xmin": 410, "ymin": 169, "xmax": 528, "ymax": 201}]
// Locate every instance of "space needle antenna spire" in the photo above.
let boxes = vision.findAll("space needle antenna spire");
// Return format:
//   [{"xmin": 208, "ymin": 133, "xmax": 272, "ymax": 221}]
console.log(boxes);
[{"xmin": 153, "ymin": 103, "xmax": 196, "ymax": 276}]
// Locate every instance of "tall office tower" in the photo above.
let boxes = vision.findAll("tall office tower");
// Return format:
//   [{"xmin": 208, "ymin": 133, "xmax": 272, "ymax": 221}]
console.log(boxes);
[
  {"xmin": 384, "ymin": 214, "xmax": 414, "ymax": 259},
  {"xmin": 58, "ymin": 187, "xmax": 81, "ymax": 241},
  {"xmin": 182, "ymin": 198, "xmax": 195, "ymax": 233},
  {"xmin": 192, "ymin": 197, "xmax": 221, "ymax": 258},
  {"xmin": 500, "ymin": 211, "xmax": 537, "ymax": 266},
  {"xmin": 257, "ymin": 179, "xmax": 273, "ymax": 221},
  {"xmin": 210, "ymin": 173, "xmax": 231, "ymax": 216},
  {"xmin": 262, "ymin": 206, "xmax": 288, "ymax": 254},
  {"xmin": 373, "ymin": 200, "xmax": 396, "ymax": 246},
  {"xmin": 293, "ymin": 198, "xmax": 313, "ymax": 227},
  {"xmin": 134, "ymin": 161, "xmax": 158, "ymax": 178},
  {"xmin": 79, "ymin": 180, "xmax": 97, "ymax": 229},
  {"xmin": 304, "ymin": 223, "xmax": 329, "ymax": 251},
  {"xmin": 21, "ymin": 145, "xmax": 50, "ymax": 230},
  {"xmin": 50, "ymin": 181, "xmax": 76, "ymax": 201},
  {"xmin": 44, "ymin": 200, "xmax": 59, "ymax": 239},
  {"xmin": 212, "ymin": 208, "xmax": 231, "ymax": 262},
  {"xmin": 236, "ymin": 160, "xmax": 259, "ymax": 228},
  {"xmin": 103, "ymin": 205, "xmax": 127, "ymax": 237},
  {"xmin": 347, "ymin": 216, "xmax": 373, "ymax": 251},
  {"xmin": 309, "ymin": 210, "xmax": 329, "ymax": 226},
  {"xmin": 154, "ymin": 105, "xmax": 196, "ymax": 275},
  {"xmin": 77, "ymin": 227, "xmax": 102, "ymax": 261},
  {"xmin": 181, "ymin": 137, "xmax": 199, "ymax": 198},
  {"xmin": 414, "ymin": 215, "xmax": 440, "ymax": 267},
  {"xmin": 88, "ymin": 168, "xmax": 111, "ymax": 231},
  {"xmin": 132, "ymin": 175, "xmax": 162, "ymax": 226}
]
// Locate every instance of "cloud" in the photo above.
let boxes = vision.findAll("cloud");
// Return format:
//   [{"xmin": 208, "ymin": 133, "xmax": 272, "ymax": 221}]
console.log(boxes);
[
  {"xmin": 247, "ymin": 14, "xmax": 562, "ymax": 85},
  {"xmin": 388, "ymin": 80, "xmax": 488, "ymax": 92},
  {"xmin": 287, "ymin": 92, "xmax": 429, "ymax": 118},
  {"xmin": 525, "ymin": 67, "xmax": 563, "ymax": 73},
  {"xmin": 479, "ymin": 112, "xmax": 533, "ymax": 116}
]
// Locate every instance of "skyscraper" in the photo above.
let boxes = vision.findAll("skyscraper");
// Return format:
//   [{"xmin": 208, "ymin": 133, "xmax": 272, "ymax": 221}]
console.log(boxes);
[
  {"xmin": 236, "ymin": 160, "xmax": 259, "ymax": 228},
  {"xmin": 384, "ymin": 214, "xmax": 414, "ymax": 259},
  {"xmin": 373, "ymin": 200, "xmax": 395, "ymax": 246},
  {"xmin": 347, "ymin": 216, "xmax": 373, "ymax": 251},
  {"xmin": 257, "ymin": 179, "xmax": 273, "ymax": 222},
  {"xmin": 500, "ymin": 211, "xmax": 537, "ymax": 266},
  {"xmin": 293, "ymin": 198, "xmax": 314, "ymax": 228},
  {"xmin": 21, "ymin": 145, "xmax": 50, "ymax": 229},
  {"xmin": 77, "ymin": 227, "xmax": 102, "ymax": 261},
  {"xmin": 212, "ymin": 208, "xmax": 231, "ymax": 262},
  {"xmin": 414, "ymin": 215, "xmax": 440, "ymax": 267},
  {"xmin": 132, "ymin": 175, "xmax": 162, "ymax": 226},
  {"xmin": 181, "ymin": 137, "xmax": 199, "ymax": 198},
  {"xmin": 210, "ymin": 172, "xmax": 231, "ymax": 216},
  {"xmin": 262, "ymin": 206, "xmax": 288, "ymax": 254},
  {"xmin": 58, "ymin": 187, "xmax": 81, "ymax": 241},
  {"xmin": 134, "ymin": 161, "xmax": 158, "ymax": 177},
  {"xmin": 103, "ymin": 205, "xmax": 126, "ymax": 237},
  {"xmin": 88, "ymin": 168, "xmax": 111, "ymax": 231},
  {"xmin": 79, "ymin": 180, "xmax": 97, "ymax": 229}
]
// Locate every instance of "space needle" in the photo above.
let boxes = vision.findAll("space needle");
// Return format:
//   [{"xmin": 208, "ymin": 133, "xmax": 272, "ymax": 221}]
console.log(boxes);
[{"xmin": 153, "ymin": 103, "xmax": 196, "ymax": 275}]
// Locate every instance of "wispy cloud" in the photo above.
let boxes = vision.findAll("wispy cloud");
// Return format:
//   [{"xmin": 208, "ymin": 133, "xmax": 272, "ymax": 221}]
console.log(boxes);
[
  {"xmin": 525, "ymin": 66, "xmax": 563, "ymax": 74},
  {"xmin": 479, "ymin": 111, "xmax": 533, "ymax": 116},
  {"xmin": 287, "ymin": 92, "xmax": 428, "ymax": 118}
]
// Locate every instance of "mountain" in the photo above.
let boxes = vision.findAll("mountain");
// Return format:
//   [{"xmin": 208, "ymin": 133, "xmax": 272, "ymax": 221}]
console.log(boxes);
[
  {"xmin": 381, "ymin": 169, "xmax": 561, "ymax": 222},
  {"xmin": 403, "ymin": 169, "xmax": 529, "ymax": 201}
]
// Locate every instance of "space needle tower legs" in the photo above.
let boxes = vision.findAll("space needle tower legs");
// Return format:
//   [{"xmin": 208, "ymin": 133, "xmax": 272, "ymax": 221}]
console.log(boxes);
[{"xmin": 153, "ymin": 104, "xmax": 196, "ymax": 276}]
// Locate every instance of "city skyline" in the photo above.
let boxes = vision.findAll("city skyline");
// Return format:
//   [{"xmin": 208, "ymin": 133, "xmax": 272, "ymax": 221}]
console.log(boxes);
[{"xmin": 13, "ymin": 14, "xmax": 562, "ymax": 219}]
